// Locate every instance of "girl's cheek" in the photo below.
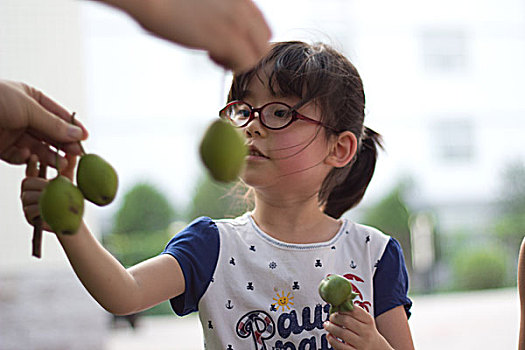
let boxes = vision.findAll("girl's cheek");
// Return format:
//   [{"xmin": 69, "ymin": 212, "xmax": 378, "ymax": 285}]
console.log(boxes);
[{"xmin": 265, "ymin": 133, "xmax": 314, "ymax": 159}]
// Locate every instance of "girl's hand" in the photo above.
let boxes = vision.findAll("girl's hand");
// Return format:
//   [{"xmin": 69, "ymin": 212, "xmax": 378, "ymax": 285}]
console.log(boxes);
[
  {"xmin": 21, "ymin": 154, "xmax": 78, "ymax": 232},
  {"xmin": 323, "ymin": 305, "xmax": 393, "ymax": 350}
]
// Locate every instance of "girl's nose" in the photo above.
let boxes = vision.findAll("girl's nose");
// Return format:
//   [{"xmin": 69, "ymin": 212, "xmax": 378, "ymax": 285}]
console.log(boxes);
[{"xmin": 244, "ymin": 111, "xmax": 265, "ymax": 137}]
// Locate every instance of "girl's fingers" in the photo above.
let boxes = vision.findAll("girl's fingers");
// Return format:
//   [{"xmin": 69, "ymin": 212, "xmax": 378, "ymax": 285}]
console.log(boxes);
[
  {"xmin": 26, "ymin": 155, "xmax": 39, "ymax": 177},
  {"xmin": 23, "ymin": 203, "xmax": 52, "ymax": 232},
  {"xmin": 21, "ymin": 177, "xmax": 48, "ymax": 194},
  {"xmin": 324, "ymin": 319, "xmax": 359, "ymax": 340},
  {"xmin": 60, "ymin": 153, "xmax": 77, "ymax": 180},
  {"xmin": 23, "ymin": 203, "xmax": 41, "ymax": 225},
  {"xmin": 21, "ymin": 190, "xmax": 42, "ymax": 207},
  {"xmin": 326, "ymin": 333, "xmax": 356, "ymax": 350}
]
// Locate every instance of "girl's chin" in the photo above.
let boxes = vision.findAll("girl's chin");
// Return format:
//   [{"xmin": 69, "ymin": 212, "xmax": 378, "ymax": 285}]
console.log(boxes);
[{"xmin": 240, "ymin": 170, "xmax": 272, "ymax": 188}]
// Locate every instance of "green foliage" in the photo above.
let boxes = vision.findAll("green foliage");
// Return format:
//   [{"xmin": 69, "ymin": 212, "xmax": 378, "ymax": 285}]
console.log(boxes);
[
  {"xmin": 451, "ymin": 244, "xmax": 509, "ymax": 290},
  {"xmin": 186, "ymin": 174, "xmax": 252, "ymax": 221},
  {"xmin": 103, "ymin": 230, "xmax": 171, "ymax": 268},
  {"xmin": 113, "ymin": 182, "xmax": 176, "ymax": 234},
  {"xmin": 104, "ymin": 182, "xmax": 179, "ymax": 317},
  {"xmin": 493, "ymin": 161, "xmax": 525, "ymax": 252},
  {"xmin": 360, "ymin": 182, "xmax": 413, "ymax": 271}
]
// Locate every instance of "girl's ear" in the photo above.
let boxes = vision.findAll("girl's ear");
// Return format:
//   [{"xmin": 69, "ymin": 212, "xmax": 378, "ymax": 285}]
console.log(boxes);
[{"xmin": 325, "ymin": 131, "xmax": 358, "ymax": 168}]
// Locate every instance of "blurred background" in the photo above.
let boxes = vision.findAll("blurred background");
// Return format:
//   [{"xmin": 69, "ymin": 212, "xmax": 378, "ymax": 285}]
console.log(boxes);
[{"xmin": 0, "ymin": 0, "xmax": 523, "ymax": 349}]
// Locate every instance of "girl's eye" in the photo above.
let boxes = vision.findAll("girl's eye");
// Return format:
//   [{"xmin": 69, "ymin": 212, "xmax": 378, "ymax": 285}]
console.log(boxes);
[
  {"xmin": 237, "ymin": 109, "xmax": 251, "ymax": 118},
  {"xmin": 273, "ymin": 109, "xmax": 290, "ymax": 118}
]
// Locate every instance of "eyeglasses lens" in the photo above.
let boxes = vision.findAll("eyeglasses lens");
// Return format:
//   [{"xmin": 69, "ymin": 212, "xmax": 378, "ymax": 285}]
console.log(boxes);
[{"xmin": 221, "ymin": 102, "xmax": 293, "ymax": 129}]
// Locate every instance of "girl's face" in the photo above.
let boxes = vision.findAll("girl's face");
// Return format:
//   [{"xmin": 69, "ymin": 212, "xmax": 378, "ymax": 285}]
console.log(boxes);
[{"xmin": 238, "ymin": 74, "xmax": 334, "ymax": 196}]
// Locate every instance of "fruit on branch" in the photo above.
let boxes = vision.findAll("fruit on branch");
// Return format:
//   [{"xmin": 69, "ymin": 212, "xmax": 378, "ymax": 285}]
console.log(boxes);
[
  {"xmin": 318, "ymin": 274, "xmax": 358, "ymax": 315},
  {"xmin": 76, "ymin": 153, "xmax": 119, "ymax": 206},
  {"xmin": 39, "ymin": 175, "xmax": 84, "ymax": 235}
]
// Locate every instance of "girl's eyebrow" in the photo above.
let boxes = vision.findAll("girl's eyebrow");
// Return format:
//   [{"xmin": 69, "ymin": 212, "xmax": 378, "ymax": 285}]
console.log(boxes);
[{"xmin": 242, "ymin": 90, "xmax": 253, "ymax": 99}]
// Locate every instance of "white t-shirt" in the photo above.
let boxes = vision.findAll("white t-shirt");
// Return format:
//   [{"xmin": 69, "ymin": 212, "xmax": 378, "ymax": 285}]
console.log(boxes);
[{"xmin": 163, "ymin": 212, "xmax": 411, "ymax": 350}]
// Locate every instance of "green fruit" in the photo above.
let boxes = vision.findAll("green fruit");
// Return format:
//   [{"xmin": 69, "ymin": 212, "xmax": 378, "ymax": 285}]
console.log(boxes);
[
  {"xmin": 39, "ymin": 175, "xmax": 84, "ymax": 235},
  {"xmin": 318, "ymin": 274, "xmax": 358, "ymax": 314},
  {"xmin": 199, "ymin": 119, "xmax": 247, "ymax": 182},
  {"xmin": 76, "ymin": 153, "xmax": 119, "ymax": 206}
]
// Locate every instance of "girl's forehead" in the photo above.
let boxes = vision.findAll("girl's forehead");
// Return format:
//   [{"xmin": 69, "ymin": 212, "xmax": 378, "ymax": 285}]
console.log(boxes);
[{"xmin": 243, "ymin": 75, "xmax": 286, "ymax": 101}]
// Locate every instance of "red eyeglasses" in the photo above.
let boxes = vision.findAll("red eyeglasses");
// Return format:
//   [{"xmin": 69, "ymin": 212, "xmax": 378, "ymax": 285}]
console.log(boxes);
[{"xmin": 219, "ymin": 100, "xmax": 336, "ymax": 131}]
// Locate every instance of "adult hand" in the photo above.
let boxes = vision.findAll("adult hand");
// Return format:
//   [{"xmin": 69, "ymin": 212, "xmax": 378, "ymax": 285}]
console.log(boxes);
[
  {"xmin": 98, "ymin": 0, "xmax": 272, "ymax": 72},
  {"xmin": 0, "ymin": 80, "xmax": 88, "ymax": 169}
]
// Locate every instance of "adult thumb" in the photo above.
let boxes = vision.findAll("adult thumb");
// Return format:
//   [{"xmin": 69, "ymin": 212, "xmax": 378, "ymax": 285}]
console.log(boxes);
[{"xmin": 26, "ymin": 100, "xmax": 84, "ymax": 142}]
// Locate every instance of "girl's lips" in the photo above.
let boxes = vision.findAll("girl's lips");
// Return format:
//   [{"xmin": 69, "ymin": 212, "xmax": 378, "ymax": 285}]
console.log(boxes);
[{"xmin": 247, "ymin": 145, "xmax": 269, "ymax": 159}]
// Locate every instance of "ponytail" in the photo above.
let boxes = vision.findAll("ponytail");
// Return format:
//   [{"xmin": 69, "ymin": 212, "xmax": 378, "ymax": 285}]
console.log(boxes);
[{"xmin": 321, "ymin": 127, "xmax": 383, "ymax": 219}]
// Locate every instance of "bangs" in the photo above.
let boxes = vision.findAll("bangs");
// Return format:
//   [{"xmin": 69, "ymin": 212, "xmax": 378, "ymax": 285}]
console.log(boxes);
[{"xmin": 229, "ymin": 41, "xmax": 343, "ymax": 112}]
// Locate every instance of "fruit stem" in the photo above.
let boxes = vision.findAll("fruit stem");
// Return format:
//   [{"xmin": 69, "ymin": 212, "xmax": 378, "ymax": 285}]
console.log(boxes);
[
  {"xmin": 70, "ymin": 112, "xmax": 86, "ymax": 156},
  {"xmin": 55, "ymin": 145, "xmax": 60, "ymax": 173}
]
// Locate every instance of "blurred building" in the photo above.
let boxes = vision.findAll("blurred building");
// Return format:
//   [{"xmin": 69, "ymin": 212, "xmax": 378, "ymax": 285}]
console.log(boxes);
[
  {"xmin": 350, "ymin": 0, "xmax": 525, "ymax": 235},
  {"xmin": 0, "ymin": 1, "xmax": 107, "ymax": 349},
  {"xmin": 343, "ymin": 0, "xmax": 525, "ymax": 289}
]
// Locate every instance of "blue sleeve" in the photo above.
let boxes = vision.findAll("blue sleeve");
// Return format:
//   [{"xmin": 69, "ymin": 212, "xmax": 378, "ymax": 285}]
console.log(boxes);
[
  {"xmin": 161, "ymin": 216, "xmax": 220, "ymax": 316},
  {"xmin": 373, "ymin": 237, "xmax": 412, "ymax": 318}
]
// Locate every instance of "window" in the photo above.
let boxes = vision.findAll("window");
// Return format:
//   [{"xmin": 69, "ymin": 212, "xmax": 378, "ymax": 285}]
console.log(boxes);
[
  {"xmin": 430, "ymin": 118, "xmax": 475, "ymax": 162},
  {"xmin": 420, "ymin": 29, "xmax": 468, "ymax": 74}
]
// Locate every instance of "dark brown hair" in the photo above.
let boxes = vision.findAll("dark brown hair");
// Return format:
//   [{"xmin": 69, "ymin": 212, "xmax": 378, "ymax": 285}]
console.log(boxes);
[{"xmin": 227, "ymin": 41, "xmax": 383, "ymax": 219}]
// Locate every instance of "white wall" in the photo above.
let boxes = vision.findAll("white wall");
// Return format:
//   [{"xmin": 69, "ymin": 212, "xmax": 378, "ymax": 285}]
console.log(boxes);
[
  {"xmin": 0, "ymin": 0, "xmax": 94, "ymax": 271},
  {"xmin": 0, "ymin": 2, "xmax": 107, "ymax": 347}
]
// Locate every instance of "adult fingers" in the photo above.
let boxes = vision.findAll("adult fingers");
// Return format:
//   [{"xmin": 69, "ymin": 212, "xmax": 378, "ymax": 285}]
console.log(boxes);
[
  {"xmin": 24, "ymin": 83, "xmax": 89, "ymax": 137},
  {"xmin": 208, "ymin": 1, "xmax": 271, "ymax": 72},
  {"xmin": 26, "ymin": 128, "xmax": 85, "ymax": 157},
  {"xmin": 15, "ymin": 134, "xmax": 69, "ymax": 170},
  {"xmin": 0, "ymin": 145, "xmax": 31, "ymax": 165},
  {"xmin": 241, "ymin": 0, "xmax": 272, "ymax": 63},
  {"xmin": 27, "ymin": 101, "xmax": 85, "ymax": 143},
  {"xmin": 20, "ymin": 83, "xmax": 88, "ymax": 143}
]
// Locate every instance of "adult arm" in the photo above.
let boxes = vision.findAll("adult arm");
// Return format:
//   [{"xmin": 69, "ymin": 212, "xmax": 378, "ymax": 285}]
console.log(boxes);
[{"xmin": 93, "ymin": 0, "xmax": 272, "ymax": 72}]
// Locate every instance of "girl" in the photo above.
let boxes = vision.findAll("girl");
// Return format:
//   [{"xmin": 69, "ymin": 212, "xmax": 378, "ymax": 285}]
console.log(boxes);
[{"xmin": 21, "ymin": 41, "xmax": 414, "ymax": 350}]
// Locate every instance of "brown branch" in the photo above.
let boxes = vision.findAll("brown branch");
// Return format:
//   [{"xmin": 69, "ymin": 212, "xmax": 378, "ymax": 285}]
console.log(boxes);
[{"xmin": 32, "ymin": 162, "xmax": 47, "ymax": 258}]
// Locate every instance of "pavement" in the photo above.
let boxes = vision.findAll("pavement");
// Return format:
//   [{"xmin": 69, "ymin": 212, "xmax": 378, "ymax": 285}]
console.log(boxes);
[{"xmin": 105, "ymin": 287, "xmax": 519, "ymax": 350}]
